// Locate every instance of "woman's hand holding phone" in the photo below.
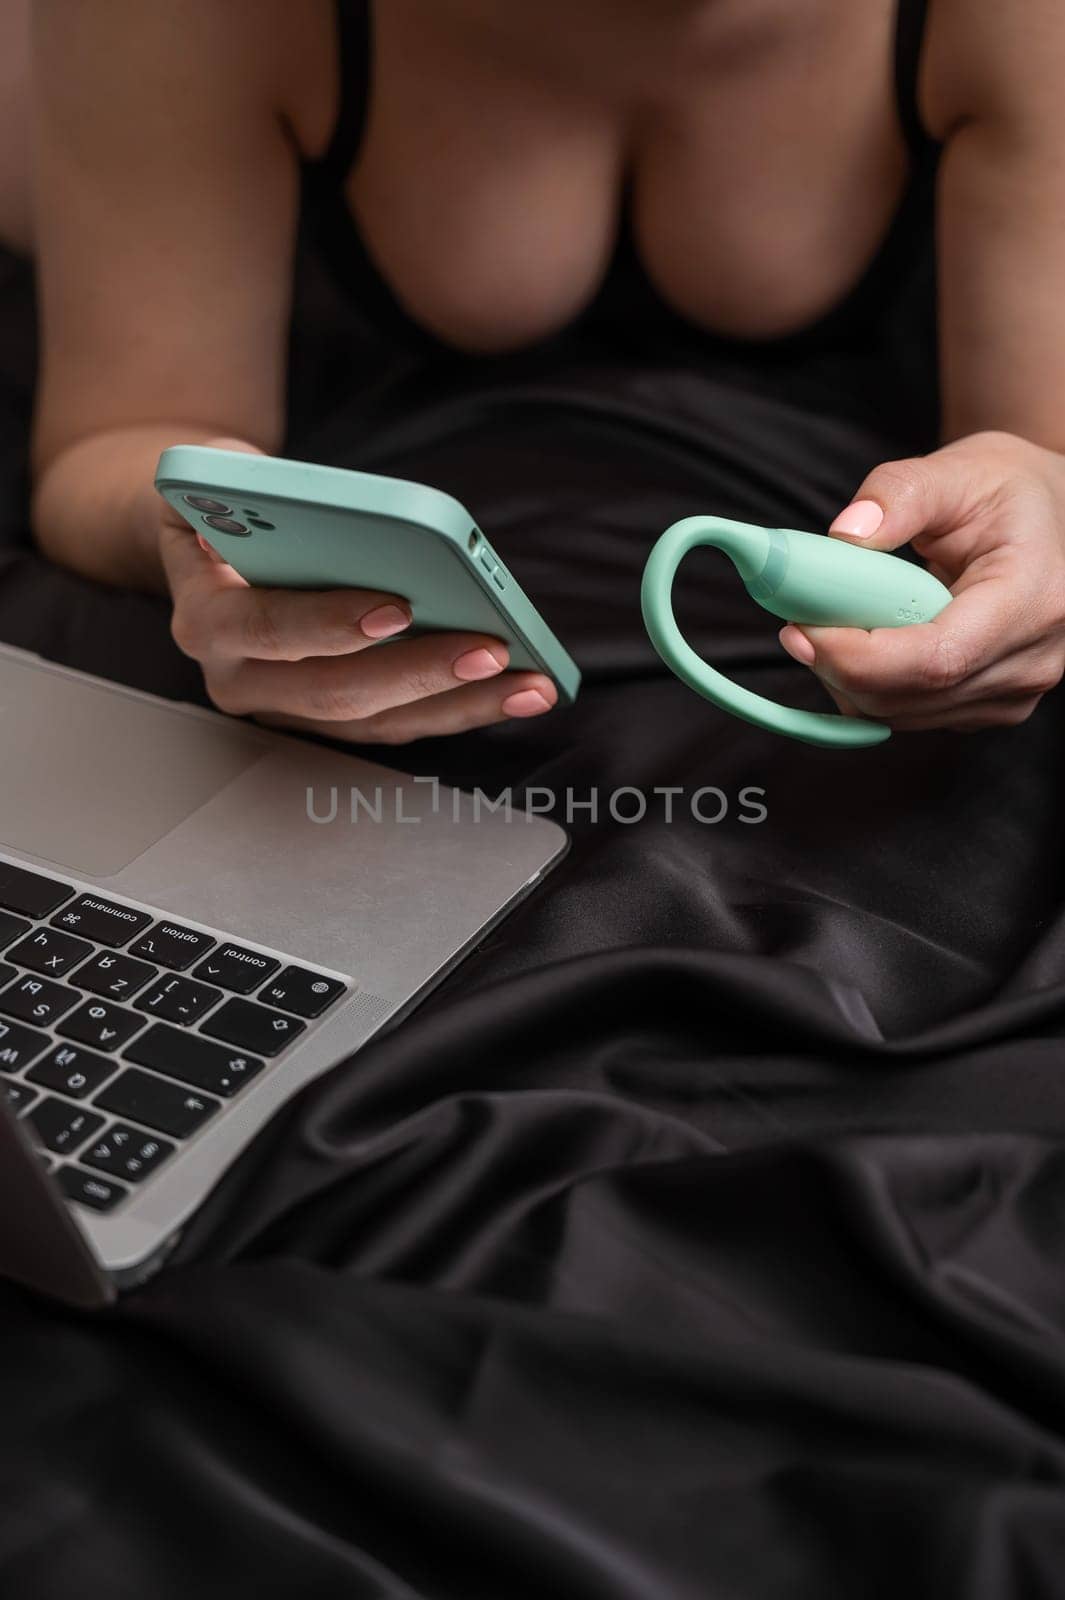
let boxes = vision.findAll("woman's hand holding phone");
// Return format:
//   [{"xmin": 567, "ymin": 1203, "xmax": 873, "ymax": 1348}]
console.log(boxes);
[{"xmin": 157, "ymin": 439, "xmax": 558, "ymax": 743}]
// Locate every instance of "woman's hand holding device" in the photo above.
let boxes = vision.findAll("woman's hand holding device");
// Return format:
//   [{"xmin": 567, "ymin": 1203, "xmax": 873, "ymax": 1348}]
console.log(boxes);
[
  {"xmin": 156, "ymin": 440, "xmax": 566, "ymax": 744},
  {"xmin": 779, "ymin": 433, "xmax": 1065, "ymax": 733}
]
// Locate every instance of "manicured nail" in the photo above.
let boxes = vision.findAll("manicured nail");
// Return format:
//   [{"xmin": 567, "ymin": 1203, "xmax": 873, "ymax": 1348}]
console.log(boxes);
[
  {"xmin": 360, "ymin": 603, "xmax": 410, "ymax": 640},
  {"xmin": 779, "ymin": 625, "xmax": 816, "ymax": 666},
  {"xmin": 195, "ymin": 533, "xmax": 226, "ymax": 563},
  {"xmin": 453, "ymin": 646, "xmax": 506, "ymax": 682},
  {"xmin": 830, "ymin": 499, "xmax": 884, "ymax": 539},
  {"xmin": 502, "ymin": 689, "xmax": 552, "ymax": 718}
]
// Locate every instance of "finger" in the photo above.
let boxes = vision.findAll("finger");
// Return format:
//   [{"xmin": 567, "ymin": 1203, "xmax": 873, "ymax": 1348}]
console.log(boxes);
[
  {"xmin": 159, "ymin": 508, "xmax": 245, "ymax": 581},
  {"xmin": 172, "ymin": 580, "xmax": 422, "ymax": 665},
  {"xmin": 209, "ymin": 632, "xmax": 519, "ymax": 719},
  {"xmin": 812, "ymin": 640, "xmax": 1064, "ymax": 720},
  {"xmin": 815, "ymin": 673, "xmax": 1040, "ymax": 732},
  {"xmin": 784, "ymin": 566, "xmax": 1037, "ymax": 701},
  {"xmin": 826, "ymin": 441, "xmax": 996, "ymax": 556},
  {"xmin": 258, "ymin": 672, "xmax": 558, "ymax": 744},
  {"xmin": 874, "ymin": 693, "xmax": 1042, "ymax": 733},
  {"xmin": 818, "ymin": 683, "xmax": 863, "ymax": 719}
]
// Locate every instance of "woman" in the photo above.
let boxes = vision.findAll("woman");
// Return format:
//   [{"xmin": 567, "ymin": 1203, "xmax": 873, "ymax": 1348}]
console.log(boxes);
[{"xmin": 13, "ymin": 0, "xmax": 1065, "ymax": 740}]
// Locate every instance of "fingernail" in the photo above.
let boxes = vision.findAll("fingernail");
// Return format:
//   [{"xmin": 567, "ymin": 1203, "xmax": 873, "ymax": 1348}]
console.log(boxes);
[
  {"xmin": 360, "ymin": 603, "xmax": 410, "ymax": 640},
  {"xmin": 453, "ymin": 646, "xmax": 506, "ymax": 682},
  {"xmin": 196, "ymin": 533, "xmax": 226, "ymax": 564},
  {"xmin": 830, "ymin": 499, "xmax": 884, "ymax": 539},
  {"xmin": 502, "ymin": 689, "xmax": 552, "ymax": 718},
  {"xmin": 779, "ymin": 625, "xmax": 816, "ymax": 666}
]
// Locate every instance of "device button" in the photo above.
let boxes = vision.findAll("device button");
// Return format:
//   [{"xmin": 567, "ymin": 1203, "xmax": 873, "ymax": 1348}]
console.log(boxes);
[
  {"xmin": 130, "ymin": 921, "xmax": 216, "ymax": 971},
  {"xmin": 193, "ymin": 944, "xmax": 280, "ymax": 994},
  {"xmin": 73, "ymin": 950, "xmax": 158, "ymax": 1002},
  {"xmin": 58, "ymin": 998, "xmax": 147, "ymax": 1053},
  {"xmin": 0, "ymin": 863, "xmax": 74, "ymax": 919},
  {"xmin": 258, "ymin": 966, "xmax": 347, "ymax": 1018},
  {"xmin": 28, "ymin": 1044, "xmax": 116, "ymax": 1100},
  {"xmin": 95, "ymin": 1068, "xmax": 221, "ymax": 1139},
  {"xmin": 0, "ymin": 1016, "xmax": 50, "ymax": 1073},
  {"xmin": 0, "ymin": 973, "xmax": 80, "ymax": 1029},
  {"xmin": 3, "ymin": 1079, "xmax": 38, "ymax": 1114},
  {"xmin": 0, "ymin": 911, "xmax": 30, "ymax": 952},
  {"xmin": 81, "ymin": 1122, "xmax": 175, "ymax": 1185},
  {"xmin": 27, "ymin": 1096, "xmax": 106, "ymax": 1156},
  {"xmin": 126, "ymin": 1023, "xmax": 264, "ymax": 1098},
  {"xmin": 200, "ymin": 997, "xmax": 306, "ymax": 1057},
  {"xmin": 56, "ymin": 1166, "xmax": 128, "ymax": 1212},
  {"xmin": 134, "ymin": 974, "xmax": 221, "ymax": 1026},
  {"xmin": 50, "ymin": 894, "xmax": 153, "ymax": 947},
  {"xmin": 8, "ymin": 926, "xmax": 94, "ymax": 979}
]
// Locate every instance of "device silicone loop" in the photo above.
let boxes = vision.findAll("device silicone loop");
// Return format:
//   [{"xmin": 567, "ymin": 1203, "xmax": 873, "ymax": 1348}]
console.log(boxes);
[{"xmin": 641, "ymin": 517, "xmax": 892, "ymax": 750}]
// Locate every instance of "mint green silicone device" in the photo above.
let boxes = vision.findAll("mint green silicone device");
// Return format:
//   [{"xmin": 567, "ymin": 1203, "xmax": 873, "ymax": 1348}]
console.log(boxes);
[
  {"xmin": 156, "ymin": 447, "xmax": 581, "ymax": 705},
  {"xmin": 641, "ymin": 517, "xmax": 952, "ymax": 749}
]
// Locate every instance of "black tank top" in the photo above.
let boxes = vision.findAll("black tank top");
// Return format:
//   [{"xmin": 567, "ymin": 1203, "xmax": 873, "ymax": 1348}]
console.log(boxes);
[{"xmin": 301, "ymin": 0, "xmax": 941, "ymax": 359}]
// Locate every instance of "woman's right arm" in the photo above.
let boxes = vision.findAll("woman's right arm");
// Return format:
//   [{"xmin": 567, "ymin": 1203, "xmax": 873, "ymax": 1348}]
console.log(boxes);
[
  {"xmin": 29, "ymin": 1, "xmax": 557, "ymax": 737},
  {"xmin": 31, "ymin": 0, "xmax": 299, "ymax": 589}
]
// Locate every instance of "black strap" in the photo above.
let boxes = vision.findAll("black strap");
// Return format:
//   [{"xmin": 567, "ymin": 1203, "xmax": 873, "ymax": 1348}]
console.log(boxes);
[
  {"xmin": 321, "ymin": 0, "xmax": 932, "ymax": 176},
  {"xmin": 317, "ymin": 0, "xmax": 372, "ymax": 180},
  {"xmin": 895, "ymin": 0, "xmax": 936, "ymax": 155}
]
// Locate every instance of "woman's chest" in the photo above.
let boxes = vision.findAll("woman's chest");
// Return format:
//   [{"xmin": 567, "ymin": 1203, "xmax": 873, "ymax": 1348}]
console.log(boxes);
[{"xmin": 305, "ymin": 0, "xmax": 929, "ymax": 350}]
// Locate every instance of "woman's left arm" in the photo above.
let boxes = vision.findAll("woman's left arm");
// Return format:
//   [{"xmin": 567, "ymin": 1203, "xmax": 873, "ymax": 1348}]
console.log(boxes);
[{"xmin": 779, "ymin": 0, "xmax": 1065, "ymax": 730}]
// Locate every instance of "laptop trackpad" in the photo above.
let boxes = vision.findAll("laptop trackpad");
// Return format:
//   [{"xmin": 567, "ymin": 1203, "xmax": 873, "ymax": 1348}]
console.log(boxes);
[{"xmin": 0, "ymin": 654, "xmax": 265, "ymax": 877}]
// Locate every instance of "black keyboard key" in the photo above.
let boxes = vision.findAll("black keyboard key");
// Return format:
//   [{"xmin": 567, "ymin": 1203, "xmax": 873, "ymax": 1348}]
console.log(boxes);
[
  {"xmin": 50, "ymin": 894, "xmax": 151, "ymax": 947},
  {"xmin": 0, "ymin": 1017, "xmax": 49, "ymax": 1073},
  {"xmin": 57, "ymin": 1166, "xmax": 126, "ymax": 1213},
  {"xmin": 28, "ymin": 1043, "xmax": 116, "ymax": 1100},
  {"xmin": 82, "ymin": 1122, "xmax": 175, "ymax": 1184},
  {"xmin": 259, "ymin": 966, "xmax": 347, "ymax": 1019},
  {"xmin": 58, "ymin": 999, "xmax": 146, "ymax": 1053},
  {"xmin": 95, "ymin": 1068, "xmax": 219, "ymax": 1139},
  {"xmin": 8, "ymin": 926, "xmax": 93, "ymax": 978},
  {"xmin": 73, "ymin": 949, "xmax": 157, "ymax": 1001},
  {"xmin": 0, "ymin": 964, "xmax": 14, "ymax": 990},
  {"xmin": 130, "ymin": 921, "xmax": 215, "ymax": 972},
  {"xmin": 135, "ymin": 974, "xmax": 220, "ymax": 1026},
  {"xmin": 193, "ymin": 944, "xmax": 279, "ymax": 995},
  {"xmin": 126, "ymin": 1024, "xmax": 264, "ymax": 1098},
  {"xmin": 201, "ymin": 997, "xmax": 305, "ymax": 1057},
  {"xmin": 0, "ymin": 973, "xmax": 80, "ymax": 1028},
  {"xmin": 0, "ymin": 862, "xmax": 73, "ymax": 919},
  {"xmin": 0, "ymin": 911, "xmax": 30, "ymax": 951},
  {"xmin": 27, "ymin": 1096, "xmax": 105, "ymax": 1155},
  {"xmin": 3, "ymin": 1080, "xmax": 38, "ymax": 1113}
]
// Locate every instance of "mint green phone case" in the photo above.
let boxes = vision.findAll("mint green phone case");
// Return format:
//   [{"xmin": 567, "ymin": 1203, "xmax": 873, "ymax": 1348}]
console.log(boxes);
[{"xmin": 155, "ymin": 447, "xmax": 581, "ymax": 705}]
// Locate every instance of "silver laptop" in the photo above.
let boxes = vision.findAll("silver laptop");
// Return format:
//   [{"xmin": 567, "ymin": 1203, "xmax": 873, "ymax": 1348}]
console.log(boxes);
[{"xmin": 0, "ymin": 643, "xmax": 567, "ymax": 1307}]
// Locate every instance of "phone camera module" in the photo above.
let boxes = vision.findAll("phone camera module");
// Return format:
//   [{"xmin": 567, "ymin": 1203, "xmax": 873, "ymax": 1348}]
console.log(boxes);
[
  {"xmin": 203, "ymin": 514, "xmax": 250, "ymax": 536},
  {"xmin": 184, "ymin": 495, "xmax": 232, "ymax": 514}
]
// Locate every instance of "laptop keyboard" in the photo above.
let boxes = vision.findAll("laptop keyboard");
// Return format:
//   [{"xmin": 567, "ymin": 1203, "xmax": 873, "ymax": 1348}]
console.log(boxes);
[{"xmin": 0, "ymin": 859, "xmax": 348, "ymax": 1215}]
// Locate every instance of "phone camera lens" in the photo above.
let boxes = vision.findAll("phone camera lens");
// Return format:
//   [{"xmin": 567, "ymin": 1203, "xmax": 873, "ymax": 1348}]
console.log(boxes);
[
  {"xmin": 203, "ymin": 514, "xmax": 250, "ymax": 536},
  {"xmin": 184, "ymin": 495, "xmax": 232, "ymax": 514}
]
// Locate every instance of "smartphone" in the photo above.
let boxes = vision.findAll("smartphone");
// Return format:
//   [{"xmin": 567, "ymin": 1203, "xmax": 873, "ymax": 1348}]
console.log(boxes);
[{"xmin": 154, "ymin": 446, "xmax": 581, "ymax": 705}]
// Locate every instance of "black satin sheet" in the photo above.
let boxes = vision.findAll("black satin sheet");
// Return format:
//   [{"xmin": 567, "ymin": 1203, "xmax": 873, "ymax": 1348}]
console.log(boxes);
[{"xmin": 2, "ymin": 242, "xmax": 1065, "ymax": 1599}]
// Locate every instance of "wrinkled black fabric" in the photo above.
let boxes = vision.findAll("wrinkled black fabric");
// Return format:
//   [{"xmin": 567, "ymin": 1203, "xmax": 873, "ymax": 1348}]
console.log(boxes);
[{"xmin": 1, "ymin": 237, "xmax": 1064, "ymax": 1599}]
